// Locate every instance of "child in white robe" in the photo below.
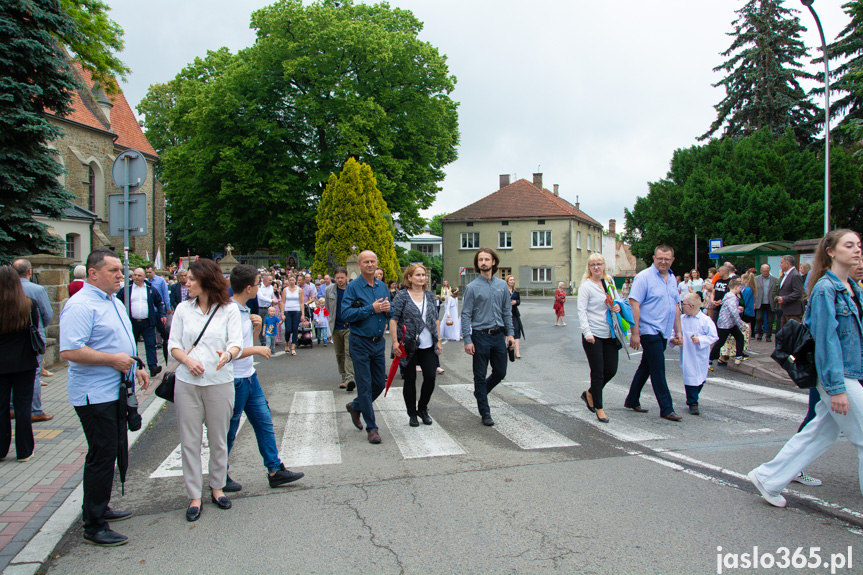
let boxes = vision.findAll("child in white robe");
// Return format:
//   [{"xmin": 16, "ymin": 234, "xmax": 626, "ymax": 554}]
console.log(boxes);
[
  {"xmin": 672, "ymin": 292, "xmax": 718, "ymax": 415},
  {"xmin": 440, "ymin": 288, "xmax": 461, "ymax": 341}
]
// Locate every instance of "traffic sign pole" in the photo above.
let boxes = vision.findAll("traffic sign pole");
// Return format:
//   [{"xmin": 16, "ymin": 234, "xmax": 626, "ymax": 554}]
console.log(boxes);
[{"xmin": 123, "ymin": 154, "xmax": 130, "ymax": 315}]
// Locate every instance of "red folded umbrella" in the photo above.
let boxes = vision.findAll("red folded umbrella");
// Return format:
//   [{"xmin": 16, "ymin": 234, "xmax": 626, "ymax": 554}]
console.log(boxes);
[{"xmin": 385, "ymin": 326, "xmax": 406, "ymax": 396}]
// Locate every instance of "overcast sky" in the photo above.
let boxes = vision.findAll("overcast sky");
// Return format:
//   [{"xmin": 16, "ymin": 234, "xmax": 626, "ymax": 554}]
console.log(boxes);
[{"xmin": 105, "ymin": 0, "xmax": 849, "ymax": 231}]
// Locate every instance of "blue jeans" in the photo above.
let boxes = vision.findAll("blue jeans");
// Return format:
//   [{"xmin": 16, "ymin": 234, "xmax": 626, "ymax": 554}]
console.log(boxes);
[
  {"xmin": 685, "ymin": 384, "xmax": 703, "ymax": 406},
  {"xmin": 227, "ymin": 372, "xmax": 281, "ymax": 473},
  {"xmin": 625, "ymin": 333, "xmax": 675, "ymax": 416},
  {"xmin": 284, "ymin": 311, "xmax": 301, "ymax": 345},
  {"xmin": 349, "ymin": 335, "xmax": 386, "ymax": 431},
  {"xmin": 317, "ymin": 325, "xmax": 328, "ymax": 344},
  {"xmin": 471, "ymin": 330, "xmax": 508, "ymax": 416},
  {"xmin": 265, "ymin": 335, "xmax": 276, "ymax": 353}
]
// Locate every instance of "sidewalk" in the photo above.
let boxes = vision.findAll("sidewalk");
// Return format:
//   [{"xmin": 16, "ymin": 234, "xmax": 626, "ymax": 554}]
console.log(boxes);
[
  {"xmin": 0, "ymin": 345, "xmax": 167, "ymax": 574},
  {"xmin": 725, "ymin": 336, "xmax": 793, "ymax": 385}
]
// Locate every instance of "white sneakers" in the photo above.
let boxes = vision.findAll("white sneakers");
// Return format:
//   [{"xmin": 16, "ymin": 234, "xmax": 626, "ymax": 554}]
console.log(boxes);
[{"xmin": 748, "ymin": 470, "xmax": 787, "ymax": 507}]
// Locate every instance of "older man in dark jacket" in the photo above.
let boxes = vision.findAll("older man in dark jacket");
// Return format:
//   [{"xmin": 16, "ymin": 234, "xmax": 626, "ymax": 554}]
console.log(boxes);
[
  {"xmin": 117, "ymin": 268, "xmax": 165, "ymax": 377},
  {"xmin": 776, "ymin": 255, "xmax": 805, "ymax": 327}
]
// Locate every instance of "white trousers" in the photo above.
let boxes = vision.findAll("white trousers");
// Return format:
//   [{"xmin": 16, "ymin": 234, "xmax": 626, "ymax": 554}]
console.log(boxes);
[{"xmin": 752, "ymin": 378, "xmax": 863, "ymax": 497}]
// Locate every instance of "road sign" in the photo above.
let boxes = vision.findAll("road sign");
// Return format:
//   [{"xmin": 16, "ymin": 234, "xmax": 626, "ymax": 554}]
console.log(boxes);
[
  {"xmin": 111, "ymin": 150, "xmax": 148, "ymax": 192},
  {"xmin": 459, "ymin": 267, "xmax": 467, "ymax": 276},
  {"xmin": 107, "ymin": 193, "xmax": 147, "ymax": 236},
  {"xmin": 709, "ymin": 238, "xmax": 723, "ymax": 259}
]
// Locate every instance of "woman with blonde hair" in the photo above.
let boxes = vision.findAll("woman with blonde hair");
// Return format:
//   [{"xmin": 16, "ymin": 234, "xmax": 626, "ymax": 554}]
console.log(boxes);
[{"xmin": 576, "ymin": 254, "xmax": 621, "ymax": 423}]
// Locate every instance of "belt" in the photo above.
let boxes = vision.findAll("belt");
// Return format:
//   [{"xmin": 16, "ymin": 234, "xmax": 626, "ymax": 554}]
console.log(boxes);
[
  {"xmin": 131, "ymin": 317, "xmax": 150, "ymax": 322},
  {"xmin": 356, "ymin": 334, "xmax": 383, "ymax": 342},
  {"xmin": 477, "ymin": 327, "xmax": 503, "ymax": 335}
]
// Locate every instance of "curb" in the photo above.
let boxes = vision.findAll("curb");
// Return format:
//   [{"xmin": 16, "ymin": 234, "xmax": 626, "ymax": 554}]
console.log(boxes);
[
  {"xmin": 726, "ymin": 360, "xmax": 792, "ymax": 385},
  {"xmin": 2, "ymin": 396, "xmax": 167, "ymax": 574}
]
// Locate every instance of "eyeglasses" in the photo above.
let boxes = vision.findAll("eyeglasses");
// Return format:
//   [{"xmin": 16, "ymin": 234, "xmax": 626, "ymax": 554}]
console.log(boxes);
[
  {"xmin": 654, "ymin": 257, "xmax": 673, "ymax": 263},
  {"xmin": 588, "ymin": 263, "xmax": 604, "ymax": 268}
]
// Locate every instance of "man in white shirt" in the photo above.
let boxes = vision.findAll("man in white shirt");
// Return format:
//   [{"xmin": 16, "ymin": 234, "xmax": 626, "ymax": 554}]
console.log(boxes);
[
  {"xmin": 256, "ymin": 273, "xmax": 275, "ymax": 345},
  {"xmin": 117, "ymin": 268, "xmax": 165, "ymax": 377}
]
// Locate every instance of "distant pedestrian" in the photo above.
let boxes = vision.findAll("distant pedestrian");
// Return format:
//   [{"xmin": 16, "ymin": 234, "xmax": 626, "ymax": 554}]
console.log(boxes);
[
  {"xmin": 116, "ymin": 268, "xmax": 165, "ymax": 378},
  {"xmin": 690, "ymin": 270, "xmax": 704, "ymax": 296},
  {"xmin": 313, "ymin": 297, "xmax": 329, "ymax": 345},
  {"xmin": 624, "ymin": 245, "xmax": 684, "ymax": 421},
  {"xmin": 754, "ymin": 264, "xmax": 778, "ymax": 342},
  {"xmin": 281, "ymin": 274, "xmax": 303, "ymax": 356},
  {"xmin": 673, "ymin": 292, "xmax": 718, "ymax": 415},
  {"xmin": 461, "ymin": 248, "xmax": 514, "ymax": 427},
  {"xmin": 749, "ymin": 230, "xmax": 863, "ymax": 507},
  {"xmin": 776, "ymin": 255, "xmax": 805, "ymax": 327},
  {"xmin": 256, "ymin": 273, "xmax": 276, "ymax": 345},
  {"xmin": 506, "ymin": 276, "xmax": 523, "ymax": 359},
  {"xmin": 621, "ymin": 278, "xmax": 632, "ymax": 299},
  {"xmin": 0, "ymin": 266, "xmax": 38, "ymax": 462},
  {"xmin": 68, "ymin": 265, "xmax": 86, "ymax": 297},
  {"xmin": 553, "ymin": 282, "xmax": 567, "ymax": 326},
  {"xmin": 145, "ymin": 265, "xmax": 171, "ymax": 363},
  {"xmin": 11, "ymin": 259, "xmax": 53, "ymax": 422},
  {"xmin": 710, "ymin": 278, "xmax": 747, "ymax": 367},
  {"xmin": 343, "ymin": 251, "xmax": 391, "ymax": 444},
  {"xmin": 263, "ymin": 307, "xmax": 281, "ymax": 353},
  {"xmin": 325, "ymin": 267, "xmax": 355, "ymax": 391},
  {"xmin": 440, "ymin": 287, "xmax": 461, "ymax": 342}
]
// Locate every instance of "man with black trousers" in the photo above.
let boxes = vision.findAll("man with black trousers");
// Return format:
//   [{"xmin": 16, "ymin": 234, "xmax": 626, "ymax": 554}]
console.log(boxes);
[
  {"xmin": 116, "ymin": 268, "xmax": 165, "ymax": 377},
  {"xmin": 460, "ymin": 248, "xmax": 514, "ymax": 426},
  {"xmin": 59, "ymin": 249, "xmax": 150, "ymax": 546}
]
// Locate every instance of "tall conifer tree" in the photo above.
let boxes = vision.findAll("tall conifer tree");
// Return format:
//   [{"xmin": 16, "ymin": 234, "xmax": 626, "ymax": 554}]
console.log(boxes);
[
  {"xmin": 701, "ymin": 0, "xmax": 821, "ymax": 143},
  {"xmin": 312, "ymin": 158, "xmax": 400, "ymax": 280}
]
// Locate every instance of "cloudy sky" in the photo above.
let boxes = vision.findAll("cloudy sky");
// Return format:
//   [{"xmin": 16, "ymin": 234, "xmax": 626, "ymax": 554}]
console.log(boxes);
[{"xmin": 105, "ymin": 0, "xmax": 849, "ymax": 231}]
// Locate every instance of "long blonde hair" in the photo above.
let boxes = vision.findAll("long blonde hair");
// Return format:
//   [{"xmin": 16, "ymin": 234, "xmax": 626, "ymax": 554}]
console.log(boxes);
[{"xmin": 582, "ymin": 253, "xmax": 611, "ymax": 282}]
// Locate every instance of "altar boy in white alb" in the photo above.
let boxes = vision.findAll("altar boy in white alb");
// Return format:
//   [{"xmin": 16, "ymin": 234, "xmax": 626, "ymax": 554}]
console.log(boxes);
[{"xmin": 672, "ymin": 292, "xmax": 719, "ymax": 415}]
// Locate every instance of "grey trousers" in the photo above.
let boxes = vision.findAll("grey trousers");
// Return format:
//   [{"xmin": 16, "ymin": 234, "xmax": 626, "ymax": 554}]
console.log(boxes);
[
  {"xmin": 332, "ymin": 329, "xmax": 354, "ymax": 384},
  {"xmin": 175, "ymin": 380, "xmax": 234, "ymax": 499}
]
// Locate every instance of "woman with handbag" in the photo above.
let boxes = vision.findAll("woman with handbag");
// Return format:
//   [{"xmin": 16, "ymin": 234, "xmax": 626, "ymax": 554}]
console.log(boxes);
[
  {"xmin": 168, "ymin": 259, "xmax": 242, "ymax": 521},
  {"xmin": 390, "ymin": 264, "xmax": 442, "ymax": 427},
  {"xmin": 749, "ymin": 229, "xmax": 863, "ymax": 507},
  {"xmin": 281, "ymin": 274, "xmax": 303, "ymax": 356},
  {"xmin": 0, "ymin": 266, "xmax": 38, "ymax": 461},
  {"xmin": 577, "ymin": 254, "xmax": 621, "ymax": 423},
  {"xmin": 553, "ymin": 282, "xmax": 567, "ymax": 326},
  {"xmin": 507, "ymin": 276, "xmax": 523, "ymax": 359}
]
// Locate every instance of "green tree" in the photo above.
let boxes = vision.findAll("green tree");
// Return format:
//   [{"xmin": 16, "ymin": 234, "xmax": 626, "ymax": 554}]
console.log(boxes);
[
  {"xmin": 58, "ymin": 0, "xmax": 129, "ymax": 94},
  {"xmin": 701, "ymin": 0, "xmax": 821, "ymax": 143},
  {"xmin": 624, "ymin": 129, "xmax": 863, "ymax": 270},
  {"xmin": 426, "ymin": 212, "xmax": 449, "ymax": 237},
  {"xmin": 311, "ymin": 158, "xmax": 400, "ymax": 280},
  {"xmin": 0, "ymin": 0, "xmax": 78, "ymax": 262},
  {"xmin": 138, "ymin": 0, "xmax": 459, "ymax": 256}
]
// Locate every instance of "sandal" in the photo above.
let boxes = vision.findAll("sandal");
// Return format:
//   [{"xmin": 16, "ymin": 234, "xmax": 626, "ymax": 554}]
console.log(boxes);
[{"xmin": 291, "ymin": 350, "xmax": 297, "ymax": 356}]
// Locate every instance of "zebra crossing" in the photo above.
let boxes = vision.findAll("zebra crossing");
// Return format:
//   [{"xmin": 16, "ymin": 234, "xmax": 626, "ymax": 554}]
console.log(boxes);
[{"xmin": 148, "ymin": 375, "xmax": 812, "ymax": 477}]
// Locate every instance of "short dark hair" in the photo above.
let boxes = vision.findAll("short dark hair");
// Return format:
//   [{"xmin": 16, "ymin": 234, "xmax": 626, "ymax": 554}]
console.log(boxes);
[
  {"xmin": 654, "ymin": 245, "xmax": 674, "ymax": 256},
  {"xmin": 230, "ymin": 264, "xmax": 259, "ymax": 293},
  {"xmin": 333, "ymin": 266, "xmax": 348, "ymax": 277},
  {"xmin": 145, "ymin": 264, "xmax": 155, "ymax": 271},
  {"xmin": 11, "ymin": 259, "xmax": 30, "ymax": 277},
  {"xmin": 86, "ymin": 249, "xmax": 119, "ymax": 273},
  {"xmin": 474, "ymin": 247, "xmax": 499, "ymax": 275}
]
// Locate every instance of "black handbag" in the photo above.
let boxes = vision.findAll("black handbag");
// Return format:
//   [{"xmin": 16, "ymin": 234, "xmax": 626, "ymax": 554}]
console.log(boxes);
[
  {"xmin": 29, "ymin": 301, "xmax": 45, "ymax": 355},
  {"xmin": 156, "ymin": 305, "xmax": 218, "ymax": 402},
  {"xmin": 771, "ymin": 319, "xmax": 817, "ymax": 388}
]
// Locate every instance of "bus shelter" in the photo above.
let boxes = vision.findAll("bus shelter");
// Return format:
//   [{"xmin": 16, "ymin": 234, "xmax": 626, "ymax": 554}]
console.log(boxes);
[{"xmin": 708, "ymin": 241, "xmax": 796, "ymax": 270}]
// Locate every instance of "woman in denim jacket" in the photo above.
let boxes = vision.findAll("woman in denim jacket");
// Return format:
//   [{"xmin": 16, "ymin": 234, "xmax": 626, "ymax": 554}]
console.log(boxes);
[{"xmin": 749, "ymin": 229, "xmax": 863, "ymax": 507}]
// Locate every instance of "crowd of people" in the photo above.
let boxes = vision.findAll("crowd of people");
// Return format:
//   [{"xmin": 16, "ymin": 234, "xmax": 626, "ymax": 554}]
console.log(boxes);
[{"xmin": 5, "ymin": 229, "xmax": 862, "ymax": 546}]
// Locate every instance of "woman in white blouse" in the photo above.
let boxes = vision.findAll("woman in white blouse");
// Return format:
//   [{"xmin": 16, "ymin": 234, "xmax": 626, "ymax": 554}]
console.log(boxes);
[
  {"xmin": 577, "ymin": 253, "xmax": 621, "ymax": 423},
  {"xmin": 168, "ymin": 259, "xmax": 242, "ymax": 522}
]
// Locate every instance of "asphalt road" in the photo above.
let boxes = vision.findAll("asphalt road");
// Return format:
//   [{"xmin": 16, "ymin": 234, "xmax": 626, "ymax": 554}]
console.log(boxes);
[{"xmin": 44, "ymin": 299, "xmax": 863, "ymax": 574}]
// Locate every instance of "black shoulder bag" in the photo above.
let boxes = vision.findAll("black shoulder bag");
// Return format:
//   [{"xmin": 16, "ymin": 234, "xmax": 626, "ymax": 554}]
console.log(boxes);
[
  {"xmin": 156, "ymin": 305, "xmax": 218, "ymax": 402},
  {"xmin": 29, "ymin": 301, "xmax": 45, "ymax": 355}
]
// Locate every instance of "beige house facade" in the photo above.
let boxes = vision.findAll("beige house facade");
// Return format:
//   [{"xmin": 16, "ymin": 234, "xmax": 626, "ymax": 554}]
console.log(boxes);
[{"xmin": 441, "ymin": 174, "xmax": 604, "ymax": 292}]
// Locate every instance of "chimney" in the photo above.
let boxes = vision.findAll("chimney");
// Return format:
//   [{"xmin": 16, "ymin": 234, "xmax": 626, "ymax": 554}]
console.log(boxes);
[
  {"xmin": 553, "ymin": 184, "xmax": 559, "ymax": 197},
  {"xmin": 575, "ymin": 195, "xmax": 580, "ymax": 211},
  {"xmin": 91, "ymin": 83, "xmax": 113, "ymax": 127},
  {"xmin": 499, "ymin": 174, "xmax": 510, "ymax": 189},
  {"xmin": 532, "ymin": 173, "xmax": 543, "ymax": 190},
  {"xmin": 608, "ymin": 219, "xmax": 616, "ymax": 235}
]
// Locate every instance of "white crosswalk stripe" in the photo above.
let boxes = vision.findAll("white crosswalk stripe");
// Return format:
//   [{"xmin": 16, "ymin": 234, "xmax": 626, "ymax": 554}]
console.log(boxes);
[
  {"xmin": 440, "ymin": 384, "xmax": 578, "ymax": 450},
  {"xmin": 150, "ymin": 415, "xmax": 247, "ymax": 479},
  {"xmin": 281, "ymin": 391, "xmax": 342, "ymax": 467},
  {"xmin": 376, "ymin": 390, "xmax": 466, "ymax": 459}
]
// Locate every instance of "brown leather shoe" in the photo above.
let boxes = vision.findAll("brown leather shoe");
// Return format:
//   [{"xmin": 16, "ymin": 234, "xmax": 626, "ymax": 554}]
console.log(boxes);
[
  {"xmin": 31, "ymin": 413, "xmax": 54, "ymax": 422},
  {"xmin": 624, "ymin": 403, "xmax": 649, "ymax": 413},
  {"xmin": 661, "ymin": 412, "xmax": 683, "ymax": 422},
  {"xmin": 346, "ymin": 403, "xmax": 363, "ymax": 430},
  {"xmin": 367, "ymin": 429, "xmax": 381, "ymax": 444}
]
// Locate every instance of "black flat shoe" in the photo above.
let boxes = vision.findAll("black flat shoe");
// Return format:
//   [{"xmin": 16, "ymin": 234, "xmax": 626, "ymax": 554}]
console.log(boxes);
[
  {"xmin": 211, "ymin": 493, "xmax": 232, "ymax": 509},
  {"xmin": 596, "ymin": 412, "xmax": 609, "ymax": 423},
  {"xmin": 409, "ymin": 414, "xmax": 419, "ymax": 427},
  {"xmin": 580, "ymin": 391, "xmax": 596, "ymax": 413},
  {"xmin": 186, "ymin": 505, "xmax": 201, "ymax": 522},
  {"xmin": 103, "ymin": 507, "xmax": 132, "ymax": 522},
  {"xmin": 83, "ymin": 528, "xmax": 128, "ymax": 546},
  {"xmin": 418, "ymin": 409, "xmax": 433, "ymax": 425}
]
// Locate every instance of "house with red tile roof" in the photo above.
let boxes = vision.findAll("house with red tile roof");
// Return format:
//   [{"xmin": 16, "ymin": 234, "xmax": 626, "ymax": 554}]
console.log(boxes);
[
  {"xmin": 34, "ymin": 61, "xmax": 164, "ymax": 265},
  {"xmin": 440, "ymin": 174, "xmax": 605, "ymax": 291}
]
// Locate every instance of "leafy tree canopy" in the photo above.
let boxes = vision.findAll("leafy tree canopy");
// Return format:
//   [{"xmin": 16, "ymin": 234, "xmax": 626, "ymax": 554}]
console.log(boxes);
[
  {"xmin": 311, "ymin": 158, "xmax": 401, "ymax": 280},
  {"xmin": 701, "ymin": 0, "xmax": 821, "ymax": 144},
  {"xmin": 623, "ymin": 129, "xmax": 863, "ymax": 270},
  {"xmin": 139, "ymin": 0, "xmax": 459, "ymax": 257},
  {"xmin": 426, "ymin": 212, "xmax": 449, "ymax": 237},
  {"xmin": 58, "ymin": 0, "xmax": 129, "ymax": 94}
]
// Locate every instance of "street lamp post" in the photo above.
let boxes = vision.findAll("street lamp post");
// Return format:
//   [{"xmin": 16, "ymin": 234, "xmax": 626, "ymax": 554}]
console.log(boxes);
[{"xmin": 801, "ymin": 0, "xmax": 830, "ymax": 235}]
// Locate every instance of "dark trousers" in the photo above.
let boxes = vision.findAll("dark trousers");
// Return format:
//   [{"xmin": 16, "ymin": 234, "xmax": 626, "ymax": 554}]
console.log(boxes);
[
  {"xmin": 798, "ymin": 387, "xmax": 820, "ymax": 432},
  {"xmin": 685, "ymin": 384, "xmax": 703, "ymax": 406},
  {"xmin": 625, "ymin": 333, "xmax": 674, "ymax": 416},
  {"xmin": 284, "ymin": 311, "xmax": 301, "ymax": 345},
  {"xmin": 75, "ymin": 400, "xmax": 121, "ymax": 536},
  {"xmin": 710, "ymin": 326, "xmax": 744, "ymax": 360},
  {"xmin": 155, "ymin": 320, "xmax": 169, "ymax": 363},
  {"xmin": 131, "ymin": 318, "xmax": 158, "ymax": 369},
  {"xmin": 581, "ymin": 336, "xmax": 618, "ymax": 409},
  {"xmin": 0, "ymin": 369, "xmax": 35, "ymax": 459},
  {"xmin": 755, "ymin": 306, "xmax": 774, "ymax": 337},
  {"xmin": 402, "ymin": 346, "xmax": 437, "ymax": 415},
  {"xmin": 471, "ymin": 330, "xmax": 508, "ymax": 416},
  {"xmin": 349, "ymin": 335, "xmax": 386, "ymax": 431}
]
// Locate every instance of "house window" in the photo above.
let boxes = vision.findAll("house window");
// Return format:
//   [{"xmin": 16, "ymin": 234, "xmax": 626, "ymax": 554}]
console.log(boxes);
[
  {"xmin": 576, "ymin": 231, "xmax": 582, "ymax": 249},
  {"xmin": 466, "ymin": 222, "xmax": 474, "ymax": 227},
  {"xmin": 498, "ymin": 231, "xmax": 512, "ymax": 249},
  {"xmin": 531, "ymin": 230, "xmax": 552, "ymax": 248},
  {"xmin": 498, "ymin": 267, "xmax": 512, "ymax": 281},
  {"xmin": 587, "ymin": 234, "xmax": 592, "ymax": 251},
  {"xmin": 537, "ymin": 219, "xmax": 545, "ymax": 225},
  {"xmin": 460, "ymin": 232, "xmax": 479, "ymax": 249},
  {"xmin": 65, "ymin": 233, "xmax": 78, "ymax": 260},
  {"xmin": 87, "ymin": 165, "xmax": 96, "ymax": 212},
  {"xmin": 413, "ymin": 244, "xmax": 434, "ymax": 255},
  {"xmin": 532, "ymin": 267, "xmax": 552, "ymax": 283},
  {"xmin": 501, "ymin": 221, "xmax": 509, "ymax": 226}
]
